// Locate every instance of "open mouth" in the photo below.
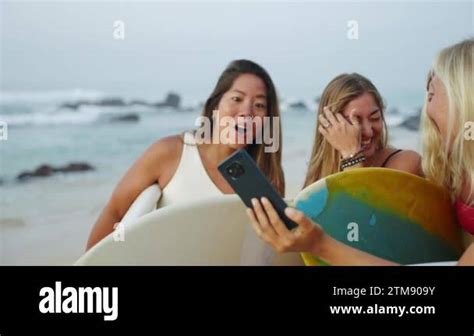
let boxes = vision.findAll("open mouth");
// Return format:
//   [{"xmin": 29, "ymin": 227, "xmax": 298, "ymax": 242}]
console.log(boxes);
[
  {"xmin": 235, "ymin": 123, "xmax": 248, "ymax": 135},
  {"xmin": 361, "ymin": 139, "xmax": 372, "ymax": 150}
]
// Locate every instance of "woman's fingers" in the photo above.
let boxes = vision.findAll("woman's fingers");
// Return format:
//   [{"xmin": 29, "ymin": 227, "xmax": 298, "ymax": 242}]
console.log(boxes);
[
  {"xmin": 251, "ymin": 198, "xmax": 278, "ymax": 238},
  {"xmin": 334, "ymin": 112, "xmax": 344, "ymax": 123},
  {"xmin": 260, "ymin": 197, "xmax": 290, "ymax": 237},
  {"xmin": 323, "ymin": 106, "xmax": 338, "ymax": 126},
  {"xmin": 246, "ymin": 207, "xmax": 263, "ymax": 237},
  {"xmin": 284, "ymin": 207, "xmax": 314, "ymax": 233},
  {"xmin": 348, "ymin": 108, "xmax": 360, "ymax": 126},
  {"xmin": 318, "ymin": 125, "xmax": 329, "ymax": 137},
  {"xmin": 246, "ymin": 207, "xmax": 278, "ymax": 245},
  {"xmin": 318, "ymin": 113, "xmax": 331, "ymax": 128}
]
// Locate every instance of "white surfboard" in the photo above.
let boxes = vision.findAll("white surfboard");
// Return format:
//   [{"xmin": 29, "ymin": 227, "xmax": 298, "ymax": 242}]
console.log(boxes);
[
  {"xmin": 120, "ymin": 184, "xmax": 162, "ymax": 226},
  {"xmin": 75, "ymin": 193, "xmax": 303, "ymax": 266}
]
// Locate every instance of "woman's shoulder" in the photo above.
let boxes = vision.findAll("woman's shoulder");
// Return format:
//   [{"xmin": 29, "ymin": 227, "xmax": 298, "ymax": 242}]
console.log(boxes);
[
  {"xmin": 382, "ymin": 148, "xmax": 423, "ymax": 176},
  {"xmin": 147, "ymin": 134, "xmax": 184, "ymax": 160},
  {"xmin": 143, "ymin": 133, "xmax": 186, "ymax": 185},
  {"xmin": 135, "ymin": 134, "xmax": 184, "ymax": 176}
]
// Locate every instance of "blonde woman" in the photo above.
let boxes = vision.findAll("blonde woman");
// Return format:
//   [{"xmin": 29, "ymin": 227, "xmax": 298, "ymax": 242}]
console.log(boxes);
[
  {"xmin": 304, "ymin": 73, "xmax": 422, "ymax": 186},
  {"xmin": 246, "ymin": 38, "xmax": 474, "ymax": 265}
]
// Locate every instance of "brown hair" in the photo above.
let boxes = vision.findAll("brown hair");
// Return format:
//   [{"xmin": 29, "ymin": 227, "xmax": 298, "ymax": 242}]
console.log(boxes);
[{"xmin": 200, "ymin": 59, "xmax": 285, "ymax": 196}]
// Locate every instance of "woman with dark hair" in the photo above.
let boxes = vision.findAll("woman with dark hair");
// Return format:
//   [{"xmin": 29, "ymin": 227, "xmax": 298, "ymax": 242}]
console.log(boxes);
[{"xmin": 86, "ymin": 59, "xmax": 285, "ymax": 250}]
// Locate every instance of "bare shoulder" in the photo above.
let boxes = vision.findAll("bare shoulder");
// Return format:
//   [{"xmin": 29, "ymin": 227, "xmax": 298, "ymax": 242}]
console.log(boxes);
[
  {"xmin": 147, "ymin": 134, "xmax": 184, "ymax": 161},
  {"xmin": 146, "ymin": 134, "xmax": 185, "ymax": 184},
  {"xmin": 385, "ymin": 149, "xmax": 423, "ymax": 177}
]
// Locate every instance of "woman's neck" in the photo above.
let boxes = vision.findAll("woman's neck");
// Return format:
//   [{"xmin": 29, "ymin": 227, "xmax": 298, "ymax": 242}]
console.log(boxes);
[{"xmin": 363, "ymin": 150, "xmax": 381, "ymax": 167}]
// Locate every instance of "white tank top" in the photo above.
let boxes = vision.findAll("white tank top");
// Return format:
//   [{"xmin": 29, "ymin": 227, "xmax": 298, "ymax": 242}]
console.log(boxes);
[{"xmin": 157, "ymin": 132, "xmax": 223, "ymax": 208}]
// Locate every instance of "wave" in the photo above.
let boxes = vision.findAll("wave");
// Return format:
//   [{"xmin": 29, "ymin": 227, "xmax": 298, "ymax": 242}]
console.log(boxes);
[
  {"xmin": 0, "ymin": 89, "xmax": 106, "ymax": 105},
  {"xmin": 1, "ymin": 101, "xmax": 172, "ymax": 126}
]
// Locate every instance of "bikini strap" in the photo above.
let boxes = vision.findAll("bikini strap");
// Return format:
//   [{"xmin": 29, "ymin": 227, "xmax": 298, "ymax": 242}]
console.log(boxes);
[{"xmin": 381, "ymin": 149, "xmax": 403, "ymax": 167}]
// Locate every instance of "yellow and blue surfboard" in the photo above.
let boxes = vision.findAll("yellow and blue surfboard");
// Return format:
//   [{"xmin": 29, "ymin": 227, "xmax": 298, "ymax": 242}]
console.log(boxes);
[{"xmin": 294, "ymin": 168, "xmax": 463, "ymax": 265}]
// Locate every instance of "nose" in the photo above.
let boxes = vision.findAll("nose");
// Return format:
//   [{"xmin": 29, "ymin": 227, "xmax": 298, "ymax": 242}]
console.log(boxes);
[
  {"xmin": 237, "ymin": 100, "xmax": 254, "ymax": 118},
  {"xmin": 361, "ymin": 120, "xmax": 373, "ymax": 139}
]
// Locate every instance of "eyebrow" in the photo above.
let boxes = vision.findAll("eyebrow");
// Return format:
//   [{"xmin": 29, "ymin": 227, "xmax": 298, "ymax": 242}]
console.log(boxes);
[
  {"xmin": 370, "ymin": 109, "xmax": 380, "ymax": 115},
  {"xmin": 232, "ymin": 89, "xmax": 266, "ymax": 98}
]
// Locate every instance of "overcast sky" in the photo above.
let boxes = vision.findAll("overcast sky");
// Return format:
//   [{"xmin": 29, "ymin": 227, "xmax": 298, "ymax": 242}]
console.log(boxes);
[{"xmin": 1, "ymin": 1, "xmax": 472, "ymax": 105}]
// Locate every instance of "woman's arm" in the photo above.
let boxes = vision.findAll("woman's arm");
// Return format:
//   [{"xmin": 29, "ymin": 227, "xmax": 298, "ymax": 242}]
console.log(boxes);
[
  {"xmin": 314, "ymin": 233, "xmax": 398, "ymax": 266},
  {"xmin": 248, "ymin": 197, "xmax": 474, "ymax": 266},
  {"xmin": 85, "ymin": 136, "xmax": 181, "ymax": 251},
  {"xmin": 247, "ymin": 197, "xmax": 398, "ymax": 266},
  {"xmin": 458, "ymin": 243, "xmax": 474, "ymax": 266}
]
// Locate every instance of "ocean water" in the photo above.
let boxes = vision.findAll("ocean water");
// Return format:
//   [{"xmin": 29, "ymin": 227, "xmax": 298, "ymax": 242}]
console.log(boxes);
[{"xmin": 0, "ymin": 90, "xmax": 421, "ymax": 265}]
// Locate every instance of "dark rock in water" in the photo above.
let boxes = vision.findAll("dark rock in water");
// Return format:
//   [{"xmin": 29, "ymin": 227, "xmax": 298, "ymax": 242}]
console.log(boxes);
[
  {"xmin": 96, "ymin": 98, "xmax": 126, "ymax": 107},
  {"xmin": 60, "ymin": 97, "xmax": 126, "ymax": 110},
  {"xmin": 60, "ymin": 93, "xmax": 182, "ymax": 111},
  {"xmin": 129, "ymin": 100, "xmax": 152, "ymax": 106},
  {"xmin": 110, "ymin": 113, "xmax": 140, "ymax": 123},
  {"xmin": 155, "ymin": 92, "xmax": 181, "ymax": 109},
  {"xmin": 17, "ymin": 165, "xmax": 55, "ymax": 180},
  {"xmin": 17, "ymin": 162, "xmax": 95, "ymax": 181},
  {"xmin": 401, "ymin": 115, "xmax": 421, "ymax": 131},
  {"xmin": 61, "ymin": 102, "xmax": 78, "ymax": 110},
  {"xmin": 60, "ymin": 100, "xmax": 91, "ymax": 110},
  {"xmin": 60, "ymin": 163, "xmax": 94, "ymax": 173},
  {"xmin": 289, "ymin": 101, "xmax": 308, "ymax": 110}
]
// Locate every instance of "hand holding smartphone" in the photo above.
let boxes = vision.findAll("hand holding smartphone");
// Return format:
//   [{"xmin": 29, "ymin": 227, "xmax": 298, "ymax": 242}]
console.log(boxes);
[{"xmin": 218, "ymin": 149, "xmax": 297, "ymax": 230}]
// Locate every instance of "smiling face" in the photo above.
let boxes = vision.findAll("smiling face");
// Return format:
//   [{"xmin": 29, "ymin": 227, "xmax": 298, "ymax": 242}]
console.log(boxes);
[
  {"xmin": 214, "ymin": 73, "xmax": 268, "ymax": 149},
  {"xmin": 341, "ymin": 93, "xmax": 383, "ymax": 158}
]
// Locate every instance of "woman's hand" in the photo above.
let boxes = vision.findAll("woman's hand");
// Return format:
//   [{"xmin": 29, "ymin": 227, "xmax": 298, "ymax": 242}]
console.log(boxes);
[
  {"xmin": 246, "ymin": 197, "xmax": 325, "ymax": 254},
  {"xmin": 318, "ymin": 106, "xmax": 361, "ymax": 158}
]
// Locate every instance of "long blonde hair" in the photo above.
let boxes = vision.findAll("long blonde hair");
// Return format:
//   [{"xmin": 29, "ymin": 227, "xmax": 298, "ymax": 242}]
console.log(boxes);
[
  {"xmin": 303, "ymin": 73, "xmax": 388, "ymax": 187},
  {"xmin": 421, "ymin": 38, "xmax": 474, "ymax": 203}
]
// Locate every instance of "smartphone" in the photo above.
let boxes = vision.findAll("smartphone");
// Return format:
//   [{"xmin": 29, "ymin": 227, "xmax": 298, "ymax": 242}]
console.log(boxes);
[{"xmin": 218, "ymin": 149, "xmax": 297, "ymax": 230}]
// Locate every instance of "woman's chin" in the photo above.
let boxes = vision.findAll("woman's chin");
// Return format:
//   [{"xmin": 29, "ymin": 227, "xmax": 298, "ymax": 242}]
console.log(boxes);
[
  {"xmin": 231, "ymin": 133, "xmax": 252, "ymax": 148},
  {"xmin": 362, "ymin": 145, "xmax": 375, "ymax": 158},
  {"xmin": 228, "ymin": 141, "xmax": 248, "ymax": 151}
]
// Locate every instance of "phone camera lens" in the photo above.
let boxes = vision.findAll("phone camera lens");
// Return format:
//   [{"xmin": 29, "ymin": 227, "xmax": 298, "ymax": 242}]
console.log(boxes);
[{"xmin": 226, "ymin": 162, "xmax": 245, "ymax": 179}]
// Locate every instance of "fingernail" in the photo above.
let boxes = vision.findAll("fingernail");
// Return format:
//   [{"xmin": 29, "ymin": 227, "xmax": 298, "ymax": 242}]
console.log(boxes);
[
  {"xmin": 261, "ymin": 197, "xmax": 268, "ymax": 204},
  {"xmin": 251, "ymin": 198, "xmax": 258, "ymax": 206},
  {"xmin": 285, "ymin": 207, "xmax": 296, "ymax": 216}
]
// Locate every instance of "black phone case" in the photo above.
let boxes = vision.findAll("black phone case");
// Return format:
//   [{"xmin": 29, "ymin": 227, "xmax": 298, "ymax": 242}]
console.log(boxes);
[{"xmin": 218, "ymin": 149, "xmax": 297, "ymax": 230}]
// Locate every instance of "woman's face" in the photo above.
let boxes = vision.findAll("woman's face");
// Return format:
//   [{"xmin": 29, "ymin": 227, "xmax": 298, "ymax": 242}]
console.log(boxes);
[
  {"xmin": 341, "ymin": 93, "xmax": 383, "ymax": 158},
  {"xmin": 215, "ymin": 73, "xmax": 268, "ymax": 149},
  {"xmin": 426, "ymin": 74, "xmax": 452, "ymax": 146}
]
